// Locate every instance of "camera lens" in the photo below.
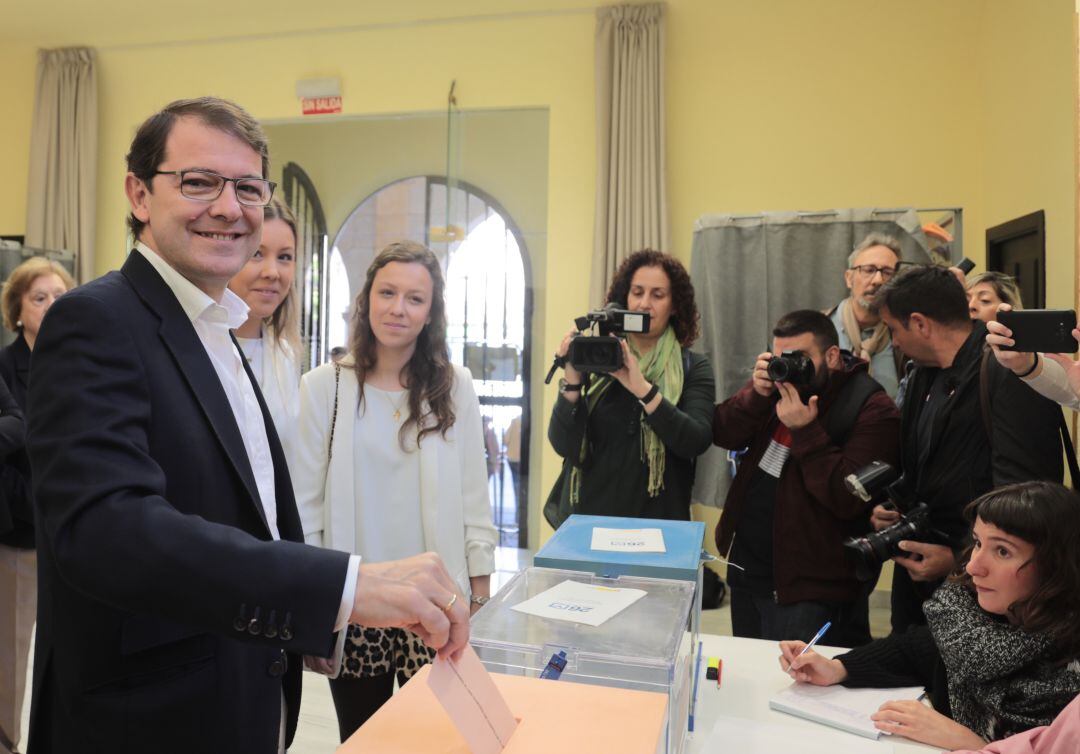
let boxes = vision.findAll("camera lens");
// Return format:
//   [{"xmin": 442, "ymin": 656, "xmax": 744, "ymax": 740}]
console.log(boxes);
[
  {"xmin": 844, "ymin": 506, "xmax": 929, "ymax": 581},
  {"xmin": 766, "ymin": 357, "xmax": 791, "ymax": 382},
  {"xmin": 767, "ymin": 351, "xmax": 815, "ymax": 385},
  {"xmin": 567, "ymin": 336, "xmax": 624, "ymax": 373}
]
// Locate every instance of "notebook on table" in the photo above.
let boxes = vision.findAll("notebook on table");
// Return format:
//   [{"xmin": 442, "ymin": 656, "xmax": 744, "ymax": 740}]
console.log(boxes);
[{"xmin": 769, "ymin": 682, "xmax": 926, "ymax": 740}]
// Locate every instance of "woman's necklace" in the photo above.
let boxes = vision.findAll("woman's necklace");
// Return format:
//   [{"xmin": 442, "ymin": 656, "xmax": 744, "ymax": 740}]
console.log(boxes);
[{"xmin": 382, "ymin": 388, "xmax": 407, "ymax": 422}]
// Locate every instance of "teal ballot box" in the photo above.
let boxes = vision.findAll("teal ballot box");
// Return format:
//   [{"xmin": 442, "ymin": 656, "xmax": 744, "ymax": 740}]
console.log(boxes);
[{"xmin": 533, "ymin": 515, "xmax": 707, "ymax": 733}]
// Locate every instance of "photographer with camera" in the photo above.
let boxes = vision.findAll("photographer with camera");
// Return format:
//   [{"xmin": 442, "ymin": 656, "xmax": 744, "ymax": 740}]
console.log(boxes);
[
  {"xmin": 871, "ymin": 265, "xmax": 1064, "ymax": 634},
  {"xmin": 713, "ymin": 310, "xmax": 900, "ymax": 647},
  {"xmin": 544, "ymin": 250, "xmax": 715, "ymax": 526}
]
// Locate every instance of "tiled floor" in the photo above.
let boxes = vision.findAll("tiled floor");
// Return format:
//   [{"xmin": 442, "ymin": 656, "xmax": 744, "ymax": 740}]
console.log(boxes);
[{"xmin": 16, "ymin": 548, "xmax": 892, "ymax": 754}]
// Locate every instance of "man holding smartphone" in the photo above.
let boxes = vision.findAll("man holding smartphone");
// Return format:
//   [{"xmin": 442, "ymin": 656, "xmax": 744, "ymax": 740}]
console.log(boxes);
[{"xmin": 871, "ymin": 265, "xmax": 1064, "ymax": 634}]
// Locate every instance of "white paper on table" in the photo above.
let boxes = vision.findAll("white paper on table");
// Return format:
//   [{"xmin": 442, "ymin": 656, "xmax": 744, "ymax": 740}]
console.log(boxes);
[
  {"xmin": 769, "ymin": 682, "xmax": 926, "ymax": 740},
  {"xmin": 706, "ymin": 715, "xmax": 890, "ymax": 754},
  {"xmin": 510, "ymin": 579, "xmax": 647, "ymax": 627},
  {"xmin": 589, "ymin": 527, "xmax": 667, "ymax": 553}
]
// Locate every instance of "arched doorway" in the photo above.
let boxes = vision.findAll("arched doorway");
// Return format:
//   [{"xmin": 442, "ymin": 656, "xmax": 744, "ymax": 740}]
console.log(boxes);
[{"xmin": 328, "ymin": 176, "xmax": 532, "ymax": 547}]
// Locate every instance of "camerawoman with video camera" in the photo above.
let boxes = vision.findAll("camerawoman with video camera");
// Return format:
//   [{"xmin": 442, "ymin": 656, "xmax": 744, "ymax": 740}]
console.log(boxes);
[{"xmin": 544, "ymin": 250, "xmax": 715, "ymax": 527}]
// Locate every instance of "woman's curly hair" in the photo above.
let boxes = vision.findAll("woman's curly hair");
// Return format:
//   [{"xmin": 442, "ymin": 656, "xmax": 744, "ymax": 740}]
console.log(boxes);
[{"xmin": 604, "ymin": 249, "xmax": 700, "ymax": 347}]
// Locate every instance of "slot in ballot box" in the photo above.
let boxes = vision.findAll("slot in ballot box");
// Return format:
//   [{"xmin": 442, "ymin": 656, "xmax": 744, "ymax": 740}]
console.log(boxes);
[{"xmin": 469, "ymin": 567, "xmax": 695, "ymax": 754}]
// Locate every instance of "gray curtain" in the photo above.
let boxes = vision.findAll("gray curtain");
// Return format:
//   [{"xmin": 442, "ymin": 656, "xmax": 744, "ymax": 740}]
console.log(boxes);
[
  {"xmin": 25, "ymin": 47, "xmax": 98, "ymax": 284},
  {"xmin": 691, "ymin": 208, "xmax": 932, "ymax": 508},
  {"xmin": 592, "ymin": 3, "xmax": 667, "ymax": 306}
]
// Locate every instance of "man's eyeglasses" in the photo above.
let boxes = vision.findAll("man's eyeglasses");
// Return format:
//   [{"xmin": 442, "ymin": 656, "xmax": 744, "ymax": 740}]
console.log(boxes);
[
  {"xmin": 154, "ymin": 170, "xmax": 276, "ymax": 207},
  {"xmin": 850, "ymin": 264, "xmax": 897, "ymax": 280}
]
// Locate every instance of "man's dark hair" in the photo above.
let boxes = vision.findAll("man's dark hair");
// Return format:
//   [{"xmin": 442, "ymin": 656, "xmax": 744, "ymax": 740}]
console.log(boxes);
[
  {"xmin": 872, "ymin": 264, "xmax": 969, "ymax": 327},
  {"xmin": 772, "ymin": 309, "xmax": 839, "ymax": 352},
  {"xmin": 125, "ymin": 97, "xmax": 271, "ymax": 240}
]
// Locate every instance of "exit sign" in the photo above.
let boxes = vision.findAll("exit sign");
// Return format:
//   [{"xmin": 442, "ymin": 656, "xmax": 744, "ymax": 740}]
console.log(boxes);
[{"xmin": 301, "ymin": 96, "xmax": 342, "ymax": 115}]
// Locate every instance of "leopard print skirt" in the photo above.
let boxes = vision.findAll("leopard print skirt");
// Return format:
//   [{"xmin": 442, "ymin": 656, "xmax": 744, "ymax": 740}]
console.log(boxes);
[{"xmin": 340, "ymin": 624, "xmax": 436, "ymax": 680}]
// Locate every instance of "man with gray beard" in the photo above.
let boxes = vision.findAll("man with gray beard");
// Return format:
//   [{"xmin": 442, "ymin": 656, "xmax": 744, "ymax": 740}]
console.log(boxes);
[{"xmin": 826, "ymin": 234, "xmax": 904, "ymax": 398}]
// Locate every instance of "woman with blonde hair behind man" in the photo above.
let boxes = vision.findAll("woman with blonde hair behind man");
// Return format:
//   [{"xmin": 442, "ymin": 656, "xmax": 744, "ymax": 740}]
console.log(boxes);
[
  {"xmin": 967, "ymin": 271, "xmax": 1022, "ymax": 324},
  {"xmin": 0, "ymin": 256, "xmax": 74, "ymax": 754},
  {"xmin": 292, "ymin": 240, "xmax": 497, "ymax": 741},
  {"xmin": 227, "ymin": 198, "xmax": 302, "ymax": 466}
]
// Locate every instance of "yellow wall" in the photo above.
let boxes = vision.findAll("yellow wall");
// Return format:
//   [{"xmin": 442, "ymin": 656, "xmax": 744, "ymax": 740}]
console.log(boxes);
[
  {"xmin": 0, "ymin": 0, "xmax": 1074, "ymax": 548},
  {"xmin": 0, "ymin": 43, "xmax": 38, "ymax": 237},
  {"xmin": 667, "ymin": 0, "xmax": 987, "ymax": 265},
  {"xmin": 980, "ymin": 0, "xmax": 1077, "ymax": 308}
]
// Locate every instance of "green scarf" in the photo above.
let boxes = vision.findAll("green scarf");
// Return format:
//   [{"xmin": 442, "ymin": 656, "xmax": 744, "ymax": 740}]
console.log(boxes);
[{"xmin": 569, "ymin": 326, "xmax": 685, "ymax": 504}]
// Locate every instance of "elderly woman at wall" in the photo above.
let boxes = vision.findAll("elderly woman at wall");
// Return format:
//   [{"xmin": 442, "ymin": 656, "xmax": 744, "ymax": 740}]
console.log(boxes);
[
  {"xmin": 227, "ymin": 198, "xmax": 302, "ymax": 466},
  {"xmin": 0, "ymin": 256, "xmax": 74, "ymax": 754},
  {"xmin": 293, "ymin": 241, "xmax": 497, "ymax": 741}
]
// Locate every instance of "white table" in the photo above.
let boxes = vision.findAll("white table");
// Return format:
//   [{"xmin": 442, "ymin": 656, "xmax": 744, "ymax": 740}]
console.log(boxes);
[{"xmin": 687, "ymin": 634, "xmax": 942, "ymax": 753}]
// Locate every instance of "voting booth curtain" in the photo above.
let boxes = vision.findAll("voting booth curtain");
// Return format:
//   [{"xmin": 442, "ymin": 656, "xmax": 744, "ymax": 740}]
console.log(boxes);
[{"xmin": 690, "ymin": 208, "xmax": 933, "ymax": 508}]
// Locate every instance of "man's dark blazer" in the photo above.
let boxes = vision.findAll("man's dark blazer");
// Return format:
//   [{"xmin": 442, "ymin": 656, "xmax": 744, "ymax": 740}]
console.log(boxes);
[
  {"xmin": 25, "ymin": 251, "xmax": 350, "ymax": 753},
  {"xmin": 0, "ymin": 331, "xmax": 32, "ymax": 408}
]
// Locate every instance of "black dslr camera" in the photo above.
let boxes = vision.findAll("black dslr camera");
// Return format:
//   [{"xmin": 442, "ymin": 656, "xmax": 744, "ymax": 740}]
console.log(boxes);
[
  {"xmin": 564, "ymin": 304, "xmax": 652, "ymax": 373},
  {"xmin": 842, "ymin": 461, "xmax": 945, "ymax": 582},
  {"xmin": 766, "ymin": 350, "xmax": 815, "ymax": 385}
]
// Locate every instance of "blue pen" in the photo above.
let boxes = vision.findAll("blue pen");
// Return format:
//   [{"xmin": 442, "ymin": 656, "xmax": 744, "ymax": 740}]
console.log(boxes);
[
  {"xmin": 797, "ymin": 621, "xmax": 832, "ymax": 656},
  {"xmin": 689, "ymin": 640, "xmax": 703, "ymax": 732}
]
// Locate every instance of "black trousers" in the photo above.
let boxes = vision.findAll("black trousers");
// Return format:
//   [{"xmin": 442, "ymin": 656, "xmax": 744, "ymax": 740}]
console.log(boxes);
[
  {"xmin": 730, "ymin": 587, "xmax": 872, "ymax": 648},
  {"xmin": 889, "ymin": 565, "xmax": 942, "ymax": 635},
  {"xmin": 328, "ymin": 672, "xmax": 399, "ymax": 743}
]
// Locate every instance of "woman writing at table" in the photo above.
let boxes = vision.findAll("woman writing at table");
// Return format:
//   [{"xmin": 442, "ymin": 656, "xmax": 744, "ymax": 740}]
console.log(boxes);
[{"xmin": 779, "ymin": 481, "xmax": 1080, "ymax": 751}]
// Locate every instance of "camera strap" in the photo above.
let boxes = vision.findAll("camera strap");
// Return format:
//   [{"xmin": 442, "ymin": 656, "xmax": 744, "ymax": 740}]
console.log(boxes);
[{"xmin": 822, "ymin": 370, "xmax": 883, "ymax": 446}]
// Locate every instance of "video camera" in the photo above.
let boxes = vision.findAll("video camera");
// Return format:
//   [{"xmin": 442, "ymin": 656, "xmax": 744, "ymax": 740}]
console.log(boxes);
[
  {"xmin": 841, "ymin": 461, "xmax": 947, "ymax": 582},
  {"xmin": 541, "ymin": 304, "xmax": 652, "ymax": 382}
]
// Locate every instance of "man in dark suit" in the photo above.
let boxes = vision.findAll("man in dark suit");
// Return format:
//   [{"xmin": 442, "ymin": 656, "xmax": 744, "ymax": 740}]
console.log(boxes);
[{"xmin": 25, "ymin": 97, "xmax": 469, "ymax": 754}]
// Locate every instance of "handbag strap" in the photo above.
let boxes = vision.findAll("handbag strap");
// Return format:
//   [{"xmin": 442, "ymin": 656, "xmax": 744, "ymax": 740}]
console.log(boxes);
[{"xmin": 328, "ymin": 363, "xmax": 341, "ymax": 462}]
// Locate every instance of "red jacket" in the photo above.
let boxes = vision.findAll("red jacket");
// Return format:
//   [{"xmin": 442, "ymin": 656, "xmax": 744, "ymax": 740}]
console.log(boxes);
[{"xmin": 713, "ymin": 359, "xmax": 900, "ymax": 604}]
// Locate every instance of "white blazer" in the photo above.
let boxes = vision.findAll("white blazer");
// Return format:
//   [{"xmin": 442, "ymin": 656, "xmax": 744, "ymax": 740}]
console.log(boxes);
[
  {"xmin": 253, "ymin": 327, "xmax": 301, "ymax": 471},
  {"xmin": 292, "ymin": 360, "xmax": 497, "ymax": 596}
]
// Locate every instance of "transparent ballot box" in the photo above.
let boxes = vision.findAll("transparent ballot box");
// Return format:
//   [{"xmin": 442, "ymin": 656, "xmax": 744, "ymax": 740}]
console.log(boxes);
[{"xmin": 470, "ymin": 567, "xmax": 695, "ymax": 754}]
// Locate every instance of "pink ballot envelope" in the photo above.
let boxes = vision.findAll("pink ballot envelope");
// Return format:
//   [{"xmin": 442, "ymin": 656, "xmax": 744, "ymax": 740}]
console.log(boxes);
[
  {"xmin": 339, "ymin": 658, "xmax": 668, "ymax": 753},
  {"xmin": 426, "ymin": 646, "xmax": 519, "ymax": 754}
]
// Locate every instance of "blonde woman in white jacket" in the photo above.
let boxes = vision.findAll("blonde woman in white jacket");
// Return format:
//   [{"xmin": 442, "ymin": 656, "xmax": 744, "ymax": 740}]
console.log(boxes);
[
  {"xmin": 292, "ymin": 240, "xmax": 497, "ymax": 742},
  {"xmin": 228, "ymin": 198, "xmax": 302, "ymax": 466}
]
